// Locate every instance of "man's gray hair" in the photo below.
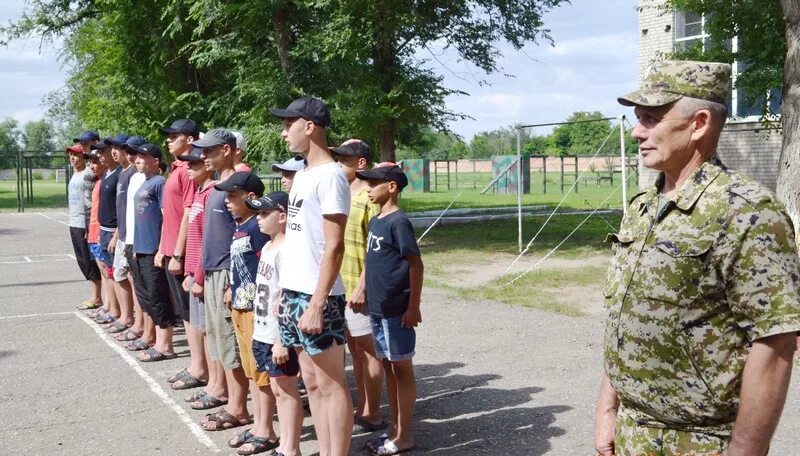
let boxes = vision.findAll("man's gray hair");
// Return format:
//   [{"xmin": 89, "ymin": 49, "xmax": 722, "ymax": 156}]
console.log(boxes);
[{"xmin": 675, "ymin": 96, "xmax": 728, "ymax": 125}]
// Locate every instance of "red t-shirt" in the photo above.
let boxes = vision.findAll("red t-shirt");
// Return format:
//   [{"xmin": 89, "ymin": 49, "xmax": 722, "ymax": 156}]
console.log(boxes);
[
  {"xmin": 159, "ymin": 161, "xmax": 197, "ymax": 256},
  {"xmin": 234, "ymin": 162, "xmax": 252, "ymax": 172},
  {"xmin": 185, "ymin": 181, "xmax": 216, "ymax": 285},
  {"xmin": 87, "ymin": 179, "xmax": 102, "ymax": 244}
]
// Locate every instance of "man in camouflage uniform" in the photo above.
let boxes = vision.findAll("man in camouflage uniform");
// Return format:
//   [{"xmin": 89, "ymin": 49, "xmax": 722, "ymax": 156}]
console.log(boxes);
[{"xmin": 594, "ymin": 60, "xmax": 800, "ymax": 456}]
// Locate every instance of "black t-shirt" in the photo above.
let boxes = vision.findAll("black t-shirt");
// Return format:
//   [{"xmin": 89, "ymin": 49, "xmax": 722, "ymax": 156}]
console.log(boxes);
[
  {"xmin": 99, "ymin": 166, "xmax": 121, "ymax": 229},
  {"xmin": 365, "ymin": 210, "xmax": 420, "ymax": 318}
]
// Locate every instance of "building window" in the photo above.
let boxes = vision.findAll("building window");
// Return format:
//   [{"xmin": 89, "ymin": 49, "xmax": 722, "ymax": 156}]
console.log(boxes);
[{"xmin": 674, "ymin": 10, "xmax": 781, "ymax": 119}]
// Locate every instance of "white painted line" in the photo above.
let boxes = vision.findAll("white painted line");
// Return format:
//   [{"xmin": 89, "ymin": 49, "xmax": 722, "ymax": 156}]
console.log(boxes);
[
  {"xmin": 73, "ymin": 311, "xmax": 221, "ymax": 453},
  {"xmin": 0, "ymin": 311, "xmax": 75, "ymax": 320},
  {"xmin": 35, "ymin": 212, "xmax": 69, "ymax": 227},
  {"xmin": 23, "ymin": 256, "xmax": 32, "ymax": 263},
  {"xmin": 57, "ymin": 212, "xmax": 69, "ymax": 217},
  {"xmin": 67, "ymin": 254, "xmax": 76, "ymax": 260}
]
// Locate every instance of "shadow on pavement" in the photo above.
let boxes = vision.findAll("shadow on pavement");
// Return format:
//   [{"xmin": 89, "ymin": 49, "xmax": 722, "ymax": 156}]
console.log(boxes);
[{"xmin": 352, "ymin": 361, "xmax": 570, "ymax": 455}]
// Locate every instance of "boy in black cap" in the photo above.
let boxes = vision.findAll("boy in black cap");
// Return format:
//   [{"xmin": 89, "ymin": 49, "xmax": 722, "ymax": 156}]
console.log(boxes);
[
  {"xmin": 129, "ymin": 144, "xmax": 178, "ymax": 361},
  {"xmin": 271, "ymin": 96, "xmax": 353, "ymax": 455},
  {"xmin": 216, "ymin": 172, "xmax": 279, "ymax": 450},
  {"xmin": 331, "ymin": 139, "xmax": 386, "ymax": 434},
  {"xmin": 356, "ymin": 164, "xmax": 423, "ymax": 456}
]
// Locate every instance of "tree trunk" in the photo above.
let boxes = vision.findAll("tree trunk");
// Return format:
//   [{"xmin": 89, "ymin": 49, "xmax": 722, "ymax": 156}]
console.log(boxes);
[
  {"xmin": 373, "ymin": 14, "xmax": 397, "ymax": 163},
  {"xmin": 378, "ymin": 119, "xmax": 397, "ymax": 163},
  {"xmin": 776, "ymin": 0, "xmax": 800, "ymax": 235},
  {"xmin": 273, "ymin": 2, "xmax": 293, "ymax": 73}
]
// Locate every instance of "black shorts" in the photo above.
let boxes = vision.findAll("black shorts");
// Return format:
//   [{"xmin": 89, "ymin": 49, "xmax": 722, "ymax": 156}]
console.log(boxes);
[
  {"xmin": 252, "ymin": 340, "xmax": 300, "ymax": 378},
  {"xmin": 133, "ymin": 253, "xmax": 175, "ymax": 328},
  {"xmin": 69, "ymin": 227, "xmax": 101, "ymax": 281},
  {"xmin": 164, "ymin": 256, "xmax": 190, "ymax": 322}
]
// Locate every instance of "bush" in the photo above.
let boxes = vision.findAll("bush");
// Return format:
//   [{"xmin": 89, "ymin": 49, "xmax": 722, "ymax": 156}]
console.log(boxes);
[{"xmin": 31, "ymin": 172, "xmax": 44, "ymax": 180}]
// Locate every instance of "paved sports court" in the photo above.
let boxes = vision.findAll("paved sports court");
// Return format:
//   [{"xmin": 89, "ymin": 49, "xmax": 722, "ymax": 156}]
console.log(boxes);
[{"xmin": 1, "ymin": 210, "xmax": 798, "ymax": 455}]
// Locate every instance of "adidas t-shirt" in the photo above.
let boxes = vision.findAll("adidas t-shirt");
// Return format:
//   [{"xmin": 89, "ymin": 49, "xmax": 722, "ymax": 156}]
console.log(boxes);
[{"xmin": 279, "ymin": 161, "xmax": 350, "ymax": 296}]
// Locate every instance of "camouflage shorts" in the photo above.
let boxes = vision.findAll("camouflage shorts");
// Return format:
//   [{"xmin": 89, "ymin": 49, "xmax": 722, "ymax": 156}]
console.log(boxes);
[{"xmin": 615, "ymin": 412, "xmax": 728, "ymax": 456}]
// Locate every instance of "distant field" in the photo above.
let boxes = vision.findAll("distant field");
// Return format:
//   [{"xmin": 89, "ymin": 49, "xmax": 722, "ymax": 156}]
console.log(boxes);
[{"xmin": 0, "ymin": 179, "xmax": 67, "ymax": 211}]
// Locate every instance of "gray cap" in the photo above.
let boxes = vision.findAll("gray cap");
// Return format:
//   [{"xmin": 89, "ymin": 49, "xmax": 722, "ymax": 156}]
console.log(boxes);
[
  {"xmin": 232, "ymin": 131, "xmax": 246, "ymax": 151},
  {"xmin": 272, "ymin": 156, "xmax": 306, "ymax": 173},
  {"xmin": 191, "ymin": 128, "xmax": 236, "ymax": 149}
]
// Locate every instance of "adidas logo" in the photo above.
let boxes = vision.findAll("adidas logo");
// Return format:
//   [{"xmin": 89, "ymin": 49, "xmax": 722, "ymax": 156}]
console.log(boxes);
[{"xmin": 288, "ymin": 195, "xmax": 304, "ymax": 218}]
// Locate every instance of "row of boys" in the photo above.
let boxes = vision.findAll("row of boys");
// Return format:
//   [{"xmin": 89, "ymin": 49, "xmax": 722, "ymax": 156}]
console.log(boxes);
[{"xmin": 65, "ymin": 97, "xmax": 423, "ymax": 456}]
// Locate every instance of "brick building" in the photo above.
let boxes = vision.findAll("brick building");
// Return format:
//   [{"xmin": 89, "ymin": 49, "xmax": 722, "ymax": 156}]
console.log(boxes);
[{"xmin": 636, "ymin": 0, "xmax": 782, "ymax": 190}]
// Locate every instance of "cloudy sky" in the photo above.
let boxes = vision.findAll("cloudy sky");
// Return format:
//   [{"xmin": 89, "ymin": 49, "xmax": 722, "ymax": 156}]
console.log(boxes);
[{"xmin": 0, "ymin": 0, "xmax": 638, "ymax": 140}]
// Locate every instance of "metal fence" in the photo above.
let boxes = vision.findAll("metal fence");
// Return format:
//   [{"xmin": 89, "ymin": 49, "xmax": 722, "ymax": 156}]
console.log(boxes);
[{"xmin": 0, "ymin": 150, "xmax": 70, "ymax": 212}]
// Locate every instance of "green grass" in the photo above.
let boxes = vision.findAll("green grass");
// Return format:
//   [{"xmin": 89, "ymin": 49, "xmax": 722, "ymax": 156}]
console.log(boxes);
[
  {"xmin": 463, "ymin": 265, "xmax": 606, "ymax": 316},
  {"xmin": 399, "ymin": 171, "xmax": 638, "ymax": 213},
  {"xmin": 0, "ymin": 179, "xmax": 67, "ymax": 211}
]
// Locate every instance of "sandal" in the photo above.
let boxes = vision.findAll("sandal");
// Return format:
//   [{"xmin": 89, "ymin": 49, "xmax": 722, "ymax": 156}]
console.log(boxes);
[
  {"xmin": 185, "ymin": 389, "xmax": 207, "ymax": 403},
  {"xmin": 86, "ymin": 308, "xmax": 107, "ymax": 318},
  {"xmin": 353, "ymin": 416, "xmax": 388, "ymax": 434},
  {"xmin": 171, "ymin": 373, "xmax": 208, "ymax": 390},
  {"xmin": 76, "ymin": 300, "xmax": 102, "ymax": 310},
  {"xmin": 116, "ymin": 329, "xmax": 142, "ymax": 342},
  {"xmin": 138, "ymin": 347, "xmax": 177, "ymax": 362},
  {"xmin": 125, "ymin": 338, "xmax": 151, "ymax": 351},
  {"xmin": 237, "ymin": 436, "xmax": 279, "ymax": 455},
  {"xmin": 228, "ymin": 428, "xmax": 254, "ymax": 448},
  {"xmin": 106, "ymin": 320, "xmax": 129, "ymax": 334},
  {"xmin": 190, "ymin": 393, "xmax": 228, "ymax": 410},
  {"xmin": 167, "ymin": 368, "xmax": 189, "ymax": 383},
  {"xmin": 94, "ymin": 313, "xmax": 116, "ymax": 324},
  {"xmin": 365, "ymin": 433, "xmax": 390, "ymax": 453},
  {"xmin": 201, "ymin": 409, "xmax": 251, "ymax": 431},
  {"xmin": 371, "ymin": 440, "xmax": 414, "ymax": 456}
]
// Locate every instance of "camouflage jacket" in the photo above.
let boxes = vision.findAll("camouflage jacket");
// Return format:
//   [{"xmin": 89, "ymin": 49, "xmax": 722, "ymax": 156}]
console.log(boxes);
[{"xmin": 603, "ymin": 158, "xmax": 800, "ymax": 435}]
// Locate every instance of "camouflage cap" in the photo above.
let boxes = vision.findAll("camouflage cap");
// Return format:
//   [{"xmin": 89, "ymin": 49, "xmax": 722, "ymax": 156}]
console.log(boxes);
[{"xmin": 618, "ymin": 60, "xmax": 732, "ymax": 107}]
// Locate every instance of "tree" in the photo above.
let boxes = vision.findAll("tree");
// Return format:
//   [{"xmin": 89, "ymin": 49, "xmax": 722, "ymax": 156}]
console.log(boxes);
[
  {"xmin": 0, "ymin": 119, "xmax": 22, "ymax": 169},
  {"xmin": 1, "ymin": 0, "xmax": 568, "ymax": 163},
  {"xmin": 662, "ymin": 1, "xmax": 800, "ymax": 231},
  {"xmin": 22, "ymin": 120, "xmax": 55, "ymax": 153},
  {"xmin": 548, "ymin": 111, "xmax": 613, "ymax": 155}
]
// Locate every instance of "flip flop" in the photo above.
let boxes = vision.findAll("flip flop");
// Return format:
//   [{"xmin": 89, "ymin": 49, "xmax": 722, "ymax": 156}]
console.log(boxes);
[
  {"xmin": 138, "ymin": 347, "xmax": 178, "ymax": 362},
  {"xmin": 94, "ymin": 313, "xmax": 116, "ymax": 324},
  {"xmin": 125, "ymin": 338, "xmax": 151, "ymax": 351},
  {"xmin": 237, "ymin": 436, "xmax": 279, "ymax": 455},
  {"xmin": 116, "ymin": 329, "xmax": 142, "ymax": 342},
  {"xmin": 191, "ymin": 393, "xmax": 228, "ymax": 410},
  {"xmin": 372, "ymin": 440, "xmax": 414, "ymax": 456},
  {"xmin": 228, "ymin": 428, "xmax": 254, "ymax": 448},
  {"xmin": 86, "ymin": 308, "xmax": 107, "ymax": 318},
  {"xmin": 171, "ymin": 373, "xmax": 208, "ymax": 390},
  {"xmin": 353, "ymin": 416, "xmax": 388, "ymax": 434},
  {"xmin": 77, "ymin": 300, "xmax": 102, "ymax": 310},
  {"xmin": 365, "ymin": 433, "xmax": 390, "ymax": 453},
  {"xmin": 201, "ymin": 409, "xmax": 251, "ymax": 431}
]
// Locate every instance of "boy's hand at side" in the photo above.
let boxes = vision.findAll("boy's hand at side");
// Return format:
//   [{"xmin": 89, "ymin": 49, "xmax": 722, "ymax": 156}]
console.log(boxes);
[
  {"xmin": 182, "ymin": 276, "xmax": 190, "ymax": 292},
  {"xmin": 402, "ymin": 307, "xmax": 422, "ymax": 327},
  {"xmin": 168, "ymin": 257, "xmax": 183, "ymax": 275},
  {"xmin": 154, "ymin": 252, "xmax": 165, "ymax": 268},
  {"xmin": 191, "ymin": 281, "xmax": 204, "ymax": 298},
  {"xmin": 272, "ymin": 341, "xmax": 289, "ymax": 365},
  {"xmin": 223, "ymin": 288, "xmax": 232, "ymax": 309},
  {"xmin": 347, "ymin": 285, "xmax": 367, "ymax": 312}
]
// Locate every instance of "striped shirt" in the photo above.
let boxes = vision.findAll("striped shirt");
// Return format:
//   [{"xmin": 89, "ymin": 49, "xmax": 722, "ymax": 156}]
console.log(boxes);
[
  {"xmin": 341, "ymin": 189, "xmax": 380, "ymax": 298},
  {"xmin": 185, "ymin": 181, "xmax": 216, "ymax": 285}
]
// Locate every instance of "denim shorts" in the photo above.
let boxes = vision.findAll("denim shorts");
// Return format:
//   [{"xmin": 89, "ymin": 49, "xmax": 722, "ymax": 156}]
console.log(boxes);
[
  {"xmin": 252, "ymin": 340, "xmax": 301, "ymax": 378},
  {"xmin": 279, "ymin": 289, "xmax": 345, "ymax": 357},
  {"xmin": 370, "ymin": 315, "xmax": 416, "ymax": 361}
]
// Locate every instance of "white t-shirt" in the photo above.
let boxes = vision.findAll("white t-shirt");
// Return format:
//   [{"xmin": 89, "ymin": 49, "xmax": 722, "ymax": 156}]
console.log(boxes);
[
  {"xmin": 125, "ymin": 172, "xmax": 146, "ymax": 245},
  {"xmin": 280, "ymin": 161, "xmax": 350, "ymax": 295},
  {"xmin": 253, "ymin": 241, "xmax": 282, "ymax": 344}
]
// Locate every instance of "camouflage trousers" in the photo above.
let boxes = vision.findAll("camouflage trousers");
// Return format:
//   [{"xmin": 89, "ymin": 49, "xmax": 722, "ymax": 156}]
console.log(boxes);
[{"xmin": 614, "ymin": 412, "xmax": 728, "ymax": 456}]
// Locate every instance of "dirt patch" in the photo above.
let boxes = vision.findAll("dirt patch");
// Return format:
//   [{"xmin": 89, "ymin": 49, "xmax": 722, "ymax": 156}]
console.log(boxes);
[{"xmin": 440, "ymin": 252, "xmax": 609, "ymax": 288}]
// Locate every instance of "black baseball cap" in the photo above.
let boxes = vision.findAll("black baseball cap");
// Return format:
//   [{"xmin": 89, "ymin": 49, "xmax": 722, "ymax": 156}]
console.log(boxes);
[
  {"xmin": 214, "ymin": 171, "xmax": 265, "ymax": 196},
  {"xmin": 177, "ymin": 146, "xmax": 204, "ymax": 163},
  {"xmin": 159, "ymin": 119, "xmax": 200, "ymax": 137},
  {"xmin": 106, "ymin": 134, "xmax": 130, "ymax": 147},
  {"xmin": 270, "ymin": 97, "xmax": 331, "ymax": 127},
  {"xmin": 90, "ymin": 139, "xmax": 112, "ymax": 151},
  {"xmin": 73, "ymin": 130, "xmax": 100, "ymax": 142},
  {"xmin": 356, "ymin": 164, "xmax": 408, "ymax": 190},
  {"xmin": 124, "ymin": 136, "xmax": 147, "ymax": 154},
  {"xmin": 135, "ymin": 143, "xmax": 163, "ymax": 160},
  {"xmin": 331, "ymin": 140, "xmax": 372, "ymax": 160},
  {"xmin": 245, "ymin": 191, "xmax": 289, "ymax": 213},
  {"xmin": 83, "ymin": 149, "xmax": 101, "ymax": 160},
  {"xmin": 192, "ymin": 128, "xmax": 237, "ymax": 149}
]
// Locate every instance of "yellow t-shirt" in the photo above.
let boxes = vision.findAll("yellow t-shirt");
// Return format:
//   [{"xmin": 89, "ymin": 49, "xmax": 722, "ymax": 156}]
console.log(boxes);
[{"xmin": 341, "ymin": 189, "xmax": 380, "ymax": 298}]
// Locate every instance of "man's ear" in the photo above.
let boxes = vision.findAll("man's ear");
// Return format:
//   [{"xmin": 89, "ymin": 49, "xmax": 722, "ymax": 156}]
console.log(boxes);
[{"xmin": 690, "ymin": 109, "xmax": 712, "ymax": 142}]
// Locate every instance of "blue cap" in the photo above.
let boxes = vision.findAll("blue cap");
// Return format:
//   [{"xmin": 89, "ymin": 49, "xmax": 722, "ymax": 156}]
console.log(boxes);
[
  {"xmin": 124, "ymin": 135, "xmax": 147, "ymax": 153},
  {"xmin": 177, "ymin": 146, "xmax": 204, "ymax": 163},
  {"xmin": 159, "ymin": 118, "xmax": 200, "ymax": 137},
  {"xmin": 106, "ymin": 134, "xmax": 130, "ymax": 147},
  {"xmin": 73, "ymin": 130, "xmax": 100, "ymax": 143}
]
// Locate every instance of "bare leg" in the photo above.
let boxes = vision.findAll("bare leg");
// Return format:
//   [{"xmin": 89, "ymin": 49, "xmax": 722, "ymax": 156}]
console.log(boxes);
[
  {"xmin": 94, "ymin": 260, "xmax": 110, "ymax": 312},
  {"xmin": 298, "ymin": 349, "xmax": 328, "ymax": 455},
  {"xmin": 352, "ymin": 334, "xmax": 384, "ymax": 424},
  {"xmin": 141, "ymin": 313, "xmax": 155, "ymax": 345},
  {"xmin": 128, "ymin": 273, "xmax": 143, "ymax": 334},
  {"xmin": 89, "ymin": 279, "xmax": 102, "ymax": 306},
  {"xmin": 113, "ymin": 278, "xmax": 134, "ymax": 326},
  {"xmin": 102, "ymin": 271, "xmax": 120, "ymax": 318},
  {"xmin": 272, "ymin": 376, "xmax": 303, "ymax": 456},
  {"xmin": 185, "ymin": 322, "xmax": 208, "ymax": 379},
  {"xmin": 299, "ymin": 344, "xmax": 353, "ymax": 456},
  {"xmin": 153, "ymin": 325, "xmax": 174, "ymax": 354},
  {"xmin": 225, "ymin": 367, "xmax": 250, "ymax": 419},
  {"xmin": 383, "ymin": 359, "xmax": 399, "ymax": 440},
  {"xmin": 388, "ymin": 360, "xmax": 415, "ymax": 450},
  {"xmin": 236, "ymin": 382, "xmax": 278, "ymax": 452}
]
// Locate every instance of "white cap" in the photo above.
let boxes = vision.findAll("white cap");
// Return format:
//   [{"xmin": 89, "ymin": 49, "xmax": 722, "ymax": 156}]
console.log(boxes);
[
  {"xmin": 272, "ymin": 156, "xmax": 306, "ymax": 173},
  {"xmin": 232, "ymin": 131, "xmax": 246, "ymax": 151}
]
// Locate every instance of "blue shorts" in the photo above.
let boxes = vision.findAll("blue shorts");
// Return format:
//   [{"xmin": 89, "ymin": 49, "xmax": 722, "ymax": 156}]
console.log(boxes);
[
  {"xmin": 279, "ymin": 289, "xmax": 345, "ymax": 357},
  {"xmin": 89, "ymin": 242, "xmax": 114, "ymax": 269},
  {"xmin": 252, "ymin": 340, "xmax": 301, "ymax": 378},
  {"xmin": 371, "ymin": 315, "xmax": 416, "ymax": 362},
  {"xmin": 95, "ymin": 230, "xmax": 115, "ymax": 267}
]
